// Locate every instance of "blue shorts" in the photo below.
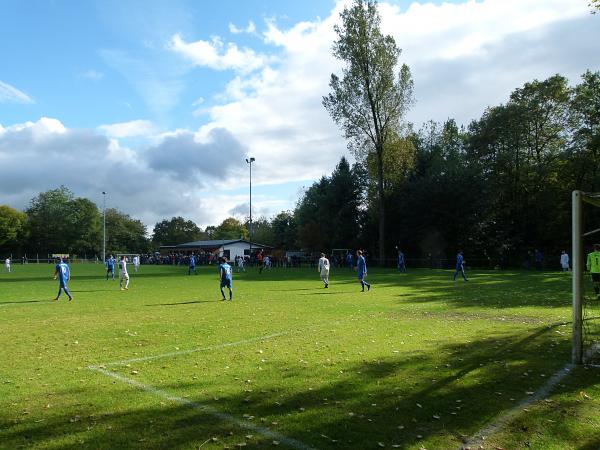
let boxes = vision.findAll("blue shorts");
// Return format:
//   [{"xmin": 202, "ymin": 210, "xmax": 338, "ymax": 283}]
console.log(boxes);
[
  {"xmin": 358, "ymin": 273, "xmax": 365, "ymax": 280},
  {"xmin": 220, "ymin": 279, "xmax": 232, "ymax": 288}
]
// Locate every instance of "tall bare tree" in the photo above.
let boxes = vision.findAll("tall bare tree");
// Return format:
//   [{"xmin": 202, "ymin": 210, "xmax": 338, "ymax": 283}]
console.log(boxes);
[{"xmin": 323, "ymin": 0, "xmax": 413, "ymax": 263}]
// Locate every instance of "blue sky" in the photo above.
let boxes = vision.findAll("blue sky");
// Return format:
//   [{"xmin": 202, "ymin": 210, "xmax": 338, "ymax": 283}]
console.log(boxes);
[
  {"xmin": 1, "ymin": 0, "xmax": 463, "ymax": 129},
  {"xmin": 1, "ymin": 0, "xmax": 598, "ymax": 229}
]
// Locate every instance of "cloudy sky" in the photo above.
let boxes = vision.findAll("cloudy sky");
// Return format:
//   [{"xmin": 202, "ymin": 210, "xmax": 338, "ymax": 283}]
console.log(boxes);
[{"xmin": 1, "ymin": 0, "xmax": 598, "ymax": 231}]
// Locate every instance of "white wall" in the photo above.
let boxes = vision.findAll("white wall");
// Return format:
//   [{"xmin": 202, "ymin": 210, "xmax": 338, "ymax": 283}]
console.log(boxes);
[{"xmin": 222, "ymin": 242, "xmax": 252, "ymax": 261}]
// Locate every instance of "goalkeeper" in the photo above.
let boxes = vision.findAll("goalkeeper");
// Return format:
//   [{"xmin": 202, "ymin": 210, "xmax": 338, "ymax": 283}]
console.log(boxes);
[{"xmin": 586, "ymin": 244, "xmax": 600, "ymax": 297}]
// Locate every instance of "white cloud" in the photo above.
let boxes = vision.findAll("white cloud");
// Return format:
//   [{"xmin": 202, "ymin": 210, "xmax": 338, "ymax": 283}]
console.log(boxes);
[
  {"xmin": 0, "ymin": 118, "xmax": 250, "ymax": 228},
  {"xmin": 1, "ymin": 0, "xmax": 597, "ymax": 230},
  {"xmin": 99, "ymin": 119, "xmax": 157, "ymax": 138},
  {"xmin": 4, "ymin": 117, "xmax": 66, "ymax": 138},
  {"xmin": 169, "ymin": 33, "xmax": 267, "ymax": 73},
  {"xmin": 229, "ymin": 21, "xmax": 257, "ymax": 35},
  {"xmin": 0, "ymin": 80, "xmax": 34, "ymax": 104},
  {"xmin": 82, "ymin": 69, "xmax": 105, "ymax": 81},
  {"xmin": 146, "ymin": 127, "xmax": 247, "ymax": 179},
  {"xmin": 185, "ymin": 0, "xmax": 596, "ymax": 191}
]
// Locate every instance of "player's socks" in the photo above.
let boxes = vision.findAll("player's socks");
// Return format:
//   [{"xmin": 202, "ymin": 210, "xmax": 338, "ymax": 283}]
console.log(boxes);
[{"xmin": 366, "ymin": 283, "xmax": 371, "ymax": 291}]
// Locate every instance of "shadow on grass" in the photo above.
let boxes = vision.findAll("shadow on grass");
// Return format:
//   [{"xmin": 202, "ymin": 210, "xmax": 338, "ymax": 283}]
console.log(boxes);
[
  {"xmin": 146, "ymin": 300, "xmax": 217, "ymax": 307},
  {"xmin": 2, "ymin": 321, "xmax": 596, "ymax": 450},
  {"xmin": 0, "ymin": 299, "xmax": 55, "ymax": 306},
  {"xmin": 0, "ymin": 271, "xmax": 190, "ymax": 283}
]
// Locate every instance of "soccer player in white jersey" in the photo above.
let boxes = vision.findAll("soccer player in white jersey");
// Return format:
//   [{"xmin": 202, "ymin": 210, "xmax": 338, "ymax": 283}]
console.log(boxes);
[
  {"xmin": 236, "ymin": 255, "xmax": 245, "ymax": 273},
  {"xmin": 5, "ymin": 257, "xmax": 10, "ymax": 273},
  {"xmin": 560, "ymin": 250, "xmax": 570, "ymax": 272},
  {"xmin": 318, "ymin": 253, "xmax": 330, "ymax": 288},
  {"xmin": 119, "ymin": 256, "xmax": 130, "ymax": 290},
  {"xmin": 133, "ymin": 255, "xmax": 140, "ymax": 272}
]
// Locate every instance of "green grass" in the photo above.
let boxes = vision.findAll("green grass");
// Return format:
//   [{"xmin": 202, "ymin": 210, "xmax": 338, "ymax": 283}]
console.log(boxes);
[{"xmin": 1, "ymin": 264, "xmax": 599, "ymax": 449}]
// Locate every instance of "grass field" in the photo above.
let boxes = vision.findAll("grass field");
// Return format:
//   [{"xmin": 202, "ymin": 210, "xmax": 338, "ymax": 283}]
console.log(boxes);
[{"xmin": 1, "ymin": 263, "xmax": 599, "ymax": 450}]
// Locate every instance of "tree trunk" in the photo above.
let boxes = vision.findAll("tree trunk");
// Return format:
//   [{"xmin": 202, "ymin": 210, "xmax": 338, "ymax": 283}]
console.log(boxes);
[{"xmin": 376, "ymin": 146, "xmax": 385, "ymax": 265}]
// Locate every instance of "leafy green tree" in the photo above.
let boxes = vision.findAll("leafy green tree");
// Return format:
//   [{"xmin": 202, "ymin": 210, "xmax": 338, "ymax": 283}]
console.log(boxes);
[
  {"xmin": 247, "ymin": 217, "xmax": 274, "ymax": 245},
  {"xmin": 323, "ymin": 0, "xmax": 414, "ymax": 263},
  {"xmin": 214, "ymin": 218, "xmax": 248, "ymax": 240},
  {"xmin": 25, "ymin": 187, "xmax": 102, "ymax": 255},
  {"xmin": 591, "ymin": 0, "xmax": 600, "ymax": 13},
  {"xmin": 464, "ymin": 75, "xmax": 573, "ymax": 263},
  {"xmin": 205, "ymin": 226, "xmax": 216, "ymax": 239},
  {"xmin": 271, "ymin": 211, "xmax": 297, "ymax": 250},
  {"xmin": 70, "ymin": 198, "xmax": 102, "ymax": 255},
  {"xmin": 570, "ymin": 70, "xmax": 600, "ymax": 191},
  {"xmin": 105, "ymin": 208, "xmax": 150, "ymax": 254},
  {"xmin": 0, "ymin": 205, "xmax": 27, "ymax": 249},
  {"xmin": 152, "ymin": 216, "xmax": 203, "ymax": 246},
  {"xmin": 295, "ymin": 157, "xmax": 364, "ymax": 251},
  {"xmin": 295, "ymin": 178, "xmax": 330, "ymax": 251},
  {"xmin": 26, "ymin": 186, "xmax": 76, "ymax": 254}
]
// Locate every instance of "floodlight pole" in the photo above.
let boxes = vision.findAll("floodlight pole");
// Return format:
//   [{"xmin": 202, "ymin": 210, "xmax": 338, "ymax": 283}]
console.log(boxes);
[
  {"xmin": 102, "ymin": 191, "xmax": 107, "ymax": 265},
  {"xmin": 573, "ymin": 190, "xmax": 583, "ymax": 365},
  {"xmin": 246, "ymin": 157, "xmax": 255, "ymax": 261}
]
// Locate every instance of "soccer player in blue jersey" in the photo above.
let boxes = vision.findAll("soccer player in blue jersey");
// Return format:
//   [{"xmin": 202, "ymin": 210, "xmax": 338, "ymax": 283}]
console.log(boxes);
[
  {"xmin": 356, "ymin": 250, "xmax": 371, "ymax": 292},
  {"xmin": 397, "ymin": 248, "xmax": 406, "ymax": 273},
  {"xmin": 453, "ymin": 250, "xmax": 468, "ymax": 282},
  {"xmin": 219, "ymin": 256, "xmax": 233, "ymax": 301},
  {"xmin": 188, "ymin": 253, "xmax": 197, "ymax": 275},
  {"xmin": 53, "ymin": 257, "xmax": 73, "ymax": 301},
  {"xmin": 346, "ymin": 252, "xmax": 353, "ymax": 270},
  {"xmin": 106, "ymin": 255, "xmax": 115, "ymax": 280}
]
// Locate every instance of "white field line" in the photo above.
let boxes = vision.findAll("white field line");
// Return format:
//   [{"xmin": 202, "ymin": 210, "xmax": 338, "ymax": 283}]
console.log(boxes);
[
  {"xmin": 88, "ymin": 366, "xmax": 316, "ymax": 450},
  {"xmin": 102, "ymin": 331, "xmax": 290, "ymax": 367},
  {"xmin": 460, "ymin": 363, "xmax": 574, "ymax": 449}
]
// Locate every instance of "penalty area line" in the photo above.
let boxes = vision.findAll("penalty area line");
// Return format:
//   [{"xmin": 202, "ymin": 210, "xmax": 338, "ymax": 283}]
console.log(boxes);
[
  {"xmin": 102, "ymin": 331, "xmax": 291, "ymax": 367},
  {"xmin": 88, "ymin": 366, "xmax": 316, "ymax": 450},
  {"xmin": 460, "ymin": 363, "xmax": 574, "ymax": 449}
]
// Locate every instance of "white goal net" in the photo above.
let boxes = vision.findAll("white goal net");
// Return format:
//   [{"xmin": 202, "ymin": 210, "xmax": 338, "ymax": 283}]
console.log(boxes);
[{"xmin": 572, "ymin": 191, "xmax": 600, "ymax": 365}]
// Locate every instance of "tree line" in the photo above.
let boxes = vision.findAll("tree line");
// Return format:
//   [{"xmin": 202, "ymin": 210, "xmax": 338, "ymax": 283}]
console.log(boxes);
[
  {"xmin": 0, "ymin": 69, "xmax": 598, "ymax": 265},
  {"xmin": 1, "ymin": 0, "xmax": 598, "ymax": 265}
]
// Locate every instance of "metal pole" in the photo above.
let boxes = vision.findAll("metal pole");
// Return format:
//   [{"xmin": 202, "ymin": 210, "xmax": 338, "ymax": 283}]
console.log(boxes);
[
  {"xmin": 573, "ymin": 190, "xmax": 583, "ymax": 364},
  {"xmin": 102, "ymin": 191, "xmax": 106, "ymax": 265},
  {"xmin": 246, "ymin": 157, "xmax": 255, "ymax": 262}
]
